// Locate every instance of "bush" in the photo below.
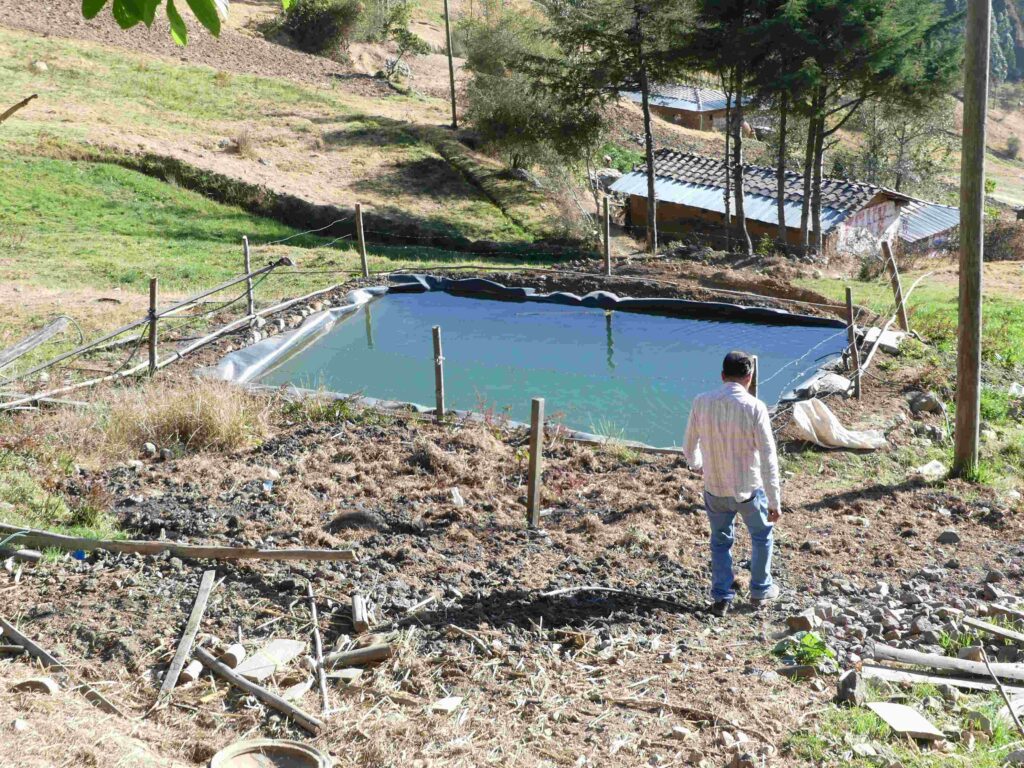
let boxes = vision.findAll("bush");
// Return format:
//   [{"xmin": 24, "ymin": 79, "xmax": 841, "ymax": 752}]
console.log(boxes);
[
  {"xmin": 282, "ymin": 0, "xmax": 361, "ymax": 55},
  {"xmin": 1009, "ymin": 135, "xmax": 1021, "ymax": 159}
]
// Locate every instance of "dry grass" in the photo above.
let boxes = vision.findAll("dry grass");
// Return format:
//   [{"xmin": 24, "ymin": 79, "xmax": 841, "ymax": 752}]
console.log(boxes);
[{"xmin": 104, "ymin": 379, "xmax": 272, "ymax": 457}]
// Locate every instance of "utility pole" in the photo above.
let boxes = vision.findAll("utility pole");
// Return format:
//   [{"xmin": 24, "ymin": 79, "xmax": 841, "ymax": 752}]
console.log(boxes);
[
  {"xmin": 443, "ymin": 0, "xmax": 458, "ymax": 130},
  {"xmin": 953, "ymin": 0, "xmax": 990, "ymax": 478}
]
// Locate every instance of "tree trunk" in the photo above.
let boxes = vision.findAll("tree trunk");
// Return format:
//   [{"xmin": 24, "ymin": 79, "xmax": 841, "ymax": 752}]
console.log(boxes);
[
  {"xmin": 732, "ymin": 76, "xmax": 752, "ymax": 256},
  {"xmin": 799, "ymin": 113, "xmax": 816, "ymax": 253},
  {"xmin": 776, "ymin": 93, "xmax": 788, "ymax": 250},
  {"xmin": 638, "ymin": 55, "xmax": 658, "ymax": 254},
  {"xmin": 723, "ymin": 77, "xmax": 732, "ymax": 251},
  {"xmin": 812, "ymin": 108, "xmax": 826, "ymax": 254}
]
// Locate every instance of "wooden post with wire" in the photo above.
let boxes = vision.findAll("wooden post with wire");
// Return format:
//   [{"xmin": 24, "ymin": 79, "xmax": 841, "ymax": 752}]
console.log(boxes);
[
  {"xmin": 603, "ymin": 196, "xmax": 612, "ymax": 276},
  {"xmin": 432, "ymin": 326, "xmax": 445, "ymax": 422},
  {"xmin": 242, "ymin": 236, "xmax": 255, "ymax": 317},
  {"xmin": 845, "ymin": 286, "xmax": 861, "ymax": 400},
  {"xmin": 881, "ymin": 240, "xmax": 909, "ymax": 332},
  {"xmin": 355, "ymin": 203, "xmax": 369, "ymax": 278},
  {"xmin": 148, "ymin": 277, "xmax": 158, "ymax": 377},
  {"xmin": 526, "ymin": 397, "xmax": 545, "ymax": 528},
  {"xmin": 954, "ymin": 0, "xmax": 990, "ymax": 478},
  {"xmin": 749, "ymin": 355, "xmax": 758, "ymax": 398}
]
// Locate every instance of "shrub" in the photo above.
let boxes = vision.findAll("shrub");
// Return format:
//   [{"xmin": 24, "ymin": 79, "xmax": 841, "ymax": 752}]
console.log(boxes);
[
  {"xmin": 282, "ymin": 0, "xmax": 361, "ymax": 55},
  {"xmin": 1009, "ymin": 135, "xmax": 1021, "ymax": 159}
]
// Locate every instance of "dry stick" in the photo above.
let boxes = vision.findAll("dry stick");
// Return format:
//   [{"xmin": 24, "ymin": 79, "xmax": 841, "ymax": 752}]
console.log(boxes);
[
  {"xmin": 526, "ymin": 397, "xmax": 545, "ymax": 529},
  {"xmin": 356, "ymin": 203, "xmax": 369, "ymax": 278},
  {"xmin": 845, "ymin": 287, "xmax": 861, "ymax": 399},
  {"xmin": 749, "ymin": 354, "xmax": 759, "ymax": 398},
  {"xmin": 0, "ymin": 617, "xmax": 124, "ymax": 716},
  {"xmin": 158, "ymin": 569, "xmax": 216, "ymax": 700},
  {"xmin": 193, "ymin": 647, "xmax": 323, "ymax": 734},
  {"xmin": 980, "ymin": 647, "xmax": 1024, "ymax": 738},
  {"xmin": 0, "ymin": 317, "xmax": 71, "ymax": 373},
  {"xmin": 859, "ymin": 270, "xmax": 936, "ymax": 374},
  {"xmin": 306, "ymin": 582, "xmax": 330, "ymax": 715},
  {"xmin": 0, "ymin": 524, "xmax": 357, "ymax": 562},
  {"xmin": 873, "ymin": 643, "xmax": 1024, "ymax": 684},
  {"xmin": 324, "ymin": 643, "xmax": 393, "ymax": 669},
  {"xmin": 0, "ymin": 94, "xmax": 37, "ymax": 124},
  {"xmin": 432, "ymin": 325, "xmax": 445, "ymax": 422},
  {"xmin": 450, "ymin": 625, "xmax": 493, "ymax": 657},
  {"xmin": 963, "ymin": 616, "xmax": 1024, "ymax": 645}
]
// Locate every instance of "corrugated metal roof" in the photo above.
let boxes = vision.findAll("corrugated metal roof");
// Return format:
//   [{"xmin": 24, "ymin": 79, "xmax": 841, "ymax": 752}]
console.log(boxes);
[
  {"xmin": 623, "ymin": 84, "xmax": 746, "ymax": 113},
  {"xmin": 899, "ymin": 198, "xmax": 959, "ymax": 243},
  {"xmin": 609, "ymin": 171, "xmax": 850, "ymax": 232}
]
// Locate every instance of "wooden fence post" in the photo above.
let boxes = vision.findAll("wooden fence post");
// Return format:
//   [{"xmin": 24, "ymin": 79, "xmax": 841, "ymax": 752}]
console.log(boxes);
[
  {"xmin": 881, "ymin": 240, "xmax": 909, "ymax": 332},
  {"xmin": 356, "ymin": 203, "xmax": 369, "ymax": 279},
  {"xmin": 526, "ymin": 397, "xmax": 545, "ymax": 528},
  {"xmin": 148, "ymin": 277, "xmax": 158, "ymax": 377},
  {"xmin": 845, "ymin": 287, "xmax": 861, "ymax": 400},
  {"xmin": 242, "ymin": 235, "xmax": 255, "ymax": 317},
  {"xmin": 432, "ymin": 326, "xmax": 445, "ymax": 422},
  {"xmin": 749, "ymin": 355, "xmax": 758, "ymax": 398},
  {"xmin": 603, "ymin": 196, "xmax": 612, "ymax": 276}
]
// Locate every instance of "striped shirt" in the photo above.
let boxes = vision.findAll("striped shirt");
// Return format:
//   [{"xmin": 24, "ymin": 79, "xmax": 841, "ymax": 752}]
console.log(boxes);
[{"xmin": 683, "ymin": 382, "xmax": 781, "ymax": 510}]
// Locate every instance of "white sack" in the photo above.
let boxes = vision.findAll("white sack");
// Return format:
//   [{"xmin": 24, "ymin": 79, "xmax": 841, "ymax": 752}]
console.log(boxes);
[{"xmin": 791, "ymin": 398, "xmax": 887, "ymax": 451}]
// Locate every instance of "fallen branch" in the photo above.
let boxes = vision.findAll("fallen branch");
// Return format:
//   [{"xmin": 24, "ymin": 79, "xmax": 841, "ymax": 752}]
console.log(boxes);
[
  {"xmin": 981, "ymin": 647, "xmax": 1024, "ymax": 739},
  {"xmin": 862, "ymin": 663, "xmax": 1024, "ymax": 694},
  {"xmin": 307, "ymin": 582, "xmax": 330, "ymax": 715},
  {"xmin": 0, "ymin": 94, "xmax": 37, "ymax": 124},
  {"xmin": 158, "ymin": 569, "xmax": 216, "ymax": 701},
  {"xmin": 324, "ymin": 643, "xmax": 393, "ymax": 669},
  {"xmin": 0, "ymin": 617, "xmax": 124, "ymax": 716},
  {"xmin": 193, "ymin": 647, "xmax": 323, "ymax": 734},
  {"xmin": 0, "ymin": 524, "xmax": 357, "ymax": 562},
  {"xmin": 873, "ymin": 643, "xmax": 1024, "ymax": 684},
  {"xmin": 0, "ymin": 317, "xmax": 70, "ymax": 373},
  {"xmin": 963, "ymin": 616, "xmax": 1024, "ymax": 645}
]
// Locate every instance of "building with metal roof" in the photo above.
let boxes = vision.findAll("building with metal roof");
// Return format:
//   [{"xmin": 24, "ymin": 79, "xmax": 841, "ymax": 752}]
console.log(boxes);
[
  {"xmin": 622, "ymin": 85, "xmax": 751, "ymax": 132},
  {"xmin": 609, "ymin": 149, "xmax": 959, "ymax": 255}
]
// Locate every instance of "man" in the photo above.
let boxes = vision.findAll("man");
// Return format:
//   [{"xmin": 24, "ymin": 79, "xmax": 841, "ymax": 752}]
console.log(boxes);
[{"xmin": 683, "ymin": 350, "xmax": 781, "ymax": 616}]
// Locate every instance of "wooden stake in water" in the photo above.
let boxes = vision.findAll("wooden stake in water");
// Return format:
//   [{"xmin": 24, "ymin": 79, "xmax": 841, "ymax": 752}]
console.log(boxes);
[
  {"xmin": 526, "ymin": 397, "xmax": 545, "ymax": 528},
  {"xmin": 749, "ymin": 355, "xmax": 759, "ymax": 398},
  {"xmin": 356, "ymin": 203, "xmax": 369, "ymax": 278},
  {"xmin": 881, "ymin": 240, "xmax": 909, "ymax": 332},
  {"xmin": 432, "ymin": 325, "xmax": 445, "ymax": 422},
  {"xmin": 845, "ymin": 287, "xmax": 861, "ymax": 400},
  {"xmin": 603, "ymin": 196, "xmax": 612, "ymax": 276},
  {"xmin": 242, "ymin": 235, "xmax": 255, "ymax": 317},
  {"xmin": 148, "ymin": 277, "xmax": 158, "ymax": 377}
]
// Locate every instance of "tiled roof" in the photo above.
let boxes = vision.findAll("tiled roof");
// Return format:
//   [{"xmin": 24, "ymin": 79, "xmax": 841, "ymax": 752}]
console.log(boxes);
[
  {"xmin": 623, "ymin": 84, "xmax": 742, "ymax": 113},
  {"xmin": 647, "ymin": 149, "xmax": 899, "ymax": 215}
]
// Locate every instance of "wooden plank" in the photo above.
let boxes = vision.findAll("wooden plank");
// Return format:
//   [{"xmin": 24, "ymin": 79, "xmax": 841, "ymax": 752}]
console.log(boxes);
[
  {"xmin": 234, "ymin": 639, "xmax": 305, "ymax": 682},
  {"xmin": 0, "ymin": 617, "xmax": 125, "ymax": 716},
  {"xmin": 193, "ymin": 647, "xmax": 323, "ymax": 734},
  {"xmin": 0, "ymin": 317, "xmax": 70, "ymax": 373},
  {"xmin": 873, "ymin": 643, "xmax": 1024, "ymax": 684},
  {"xmin": 861, "ymin": 663, "xmax": 1024, "ymax": 694},
  {"xmin": 963, "ymin": 616, "xmax": 1024, "ymax": 645},
  {"xmin": 432, "ymin": 326, "xmax": 445, "ymax": 422},
  {"xmin": 526, "ymin": 397, "xmax": 545, "ymax": 528},
  {"xmin": 0, "ymin": 524, "xmax": 356, "ymax": 562},
  {"xmin": 159, "ymin": 569, "xmax": 216, "ymax": 697},
  {"xmin": 324, "ymin": 643, "xmax": 393, "ymax": 669},
  {"xmin": 866, "ymin": 702, "xmax": 944, "ymax": 740}
]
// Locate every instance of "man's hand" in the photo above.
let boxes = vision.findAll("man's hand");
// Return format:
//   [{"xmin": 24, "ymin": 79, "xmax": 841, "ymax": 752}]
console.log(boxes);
[{"xmin": 767, "ymin": 508, "xmax": 781, "ymax": 523}]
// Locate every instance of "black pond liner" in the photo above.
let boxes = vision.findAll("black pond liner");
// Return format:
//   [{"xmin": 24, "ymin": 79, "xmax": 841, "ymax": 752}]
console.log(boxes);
[{"xmin": 205, "ymin": 274, "xmax": 850, "ymax": 451}]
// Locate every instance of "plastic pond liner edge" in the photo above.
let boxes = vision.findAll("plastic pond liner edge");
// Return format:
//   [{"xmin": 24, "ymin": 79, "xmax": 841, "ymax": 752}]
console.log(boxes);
[{"xmin": 199, "ymin": 274, "xmax": 851, "ymax": 451}]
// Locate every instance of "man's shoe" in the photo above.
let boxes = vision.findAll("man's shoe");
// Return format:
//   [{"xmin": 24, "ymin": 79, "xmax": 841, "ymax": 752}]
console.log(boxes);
[
  {"xmin": 752, "ymin": 584, "xmax": 780, "ymax": 605},
  {"xmin": 710, "ymin": 600, "xmax": 731, "ymax": 617}
]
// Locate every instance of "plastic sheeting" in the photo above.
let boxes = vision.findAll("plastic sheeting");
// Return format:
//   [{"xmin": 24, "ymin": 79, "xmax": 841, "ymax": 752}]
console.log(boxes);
[{"xmin": 791, "ymin": 398, "xmax": 887, "ymax": 450}]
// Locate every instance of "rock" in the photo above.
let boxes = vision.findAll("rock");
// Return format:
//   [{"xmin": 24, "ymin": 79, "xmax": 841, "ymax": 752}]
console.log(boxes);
[
  {"xmin": 450, "ymin": 488, "xmax": 465, "ymax": 507},
  {"xmin": 668, "ymin": 725, "xmax": 695, "ymax": 741},
  {"xmin": 985, "ymin": 569, "xmax": 1006, "ymax": 584},
  {"xmin": 958, "ymin": 646, "xmax": 984, "ymax": 662},
  {"xmin": 727, "ymin": 753, "xmax": 756, "ymax": 768},
  {"xmin": 851, "ymin": 743, "xmax": 877, "ymax": 757},
  {"xmin": 843, "ymin": 515, "xmax": 870, "ymax": 528},
  {"xmin": 945, "ymin": 559, "xmax": 961, "ymax": 570},
  {"xmin": 1006, "ymin": 749, "xmax": 1024, "ymax": 766},
  {"xmin": 836, "ymin": 669, "xmax": 866, "ymax": 707},
  {"xmin": 12, "ymin": 719, "xmax": 29, "ymax": 733},
  {"xmin": 800, "ymin": 540, "xmax": 823, "ymax": 553},
  {"xmin": 911, "ymin": 460, "xmax": 947, "ymax": 482},
  {"xmin": 777, "ymin": 665, "xmax": 817, "ymax": 680},
  {"xmin": 964, "ymin": 710, "xmax": 993, "ymax": 734},
  {"xmin": 142, "ymin": 442, "xmax": 157, "ymax": 458},
  {"xmin": 430, "ymin": 695, "xmax": 463, "ymax": 714},
  {"xmin": 30, "ymin": 60, "xmax": 48, "ymax": 73},
  {"xmin": 786, "ymin": 610, "xmax": 821, "ymax": 632},
  {"xmin": 909, "ymin": 391, "xmax": 945, "ymax": 415},
  {"xmin": 159, "ymin": 447, "xmax": 173, "ymax": 462},
  {"xmin": 9, "ymin": 677, "xmax": 59, "ymax": 695},
  {"xmin": 937, "ymin": 530, "xmax": 960, "ymax": 545}
]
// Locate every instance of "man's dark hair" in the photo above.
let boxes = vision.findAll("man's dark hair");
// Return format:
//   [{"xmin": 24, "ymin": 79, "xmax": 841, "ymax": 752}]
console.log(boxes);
[{"xmin": 722, "ymin": 350, "xmax": 754, "ymax": 380}]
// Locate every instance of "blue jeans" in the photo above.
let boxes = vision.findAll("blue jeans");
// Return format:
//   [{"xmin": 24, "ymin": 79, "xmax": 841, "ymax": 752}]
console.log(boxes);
[{"xmin": 704, "ymin": 489, "xmax": 774, "ymax": 602}]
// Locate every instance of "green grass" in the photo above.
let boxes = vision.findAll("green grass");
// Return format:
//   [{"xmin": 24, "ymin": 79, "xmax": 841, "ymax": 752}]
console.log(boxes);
[{"xmin": 785, "ymin": 683, "xmax": 1021, "ymax": 768}]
